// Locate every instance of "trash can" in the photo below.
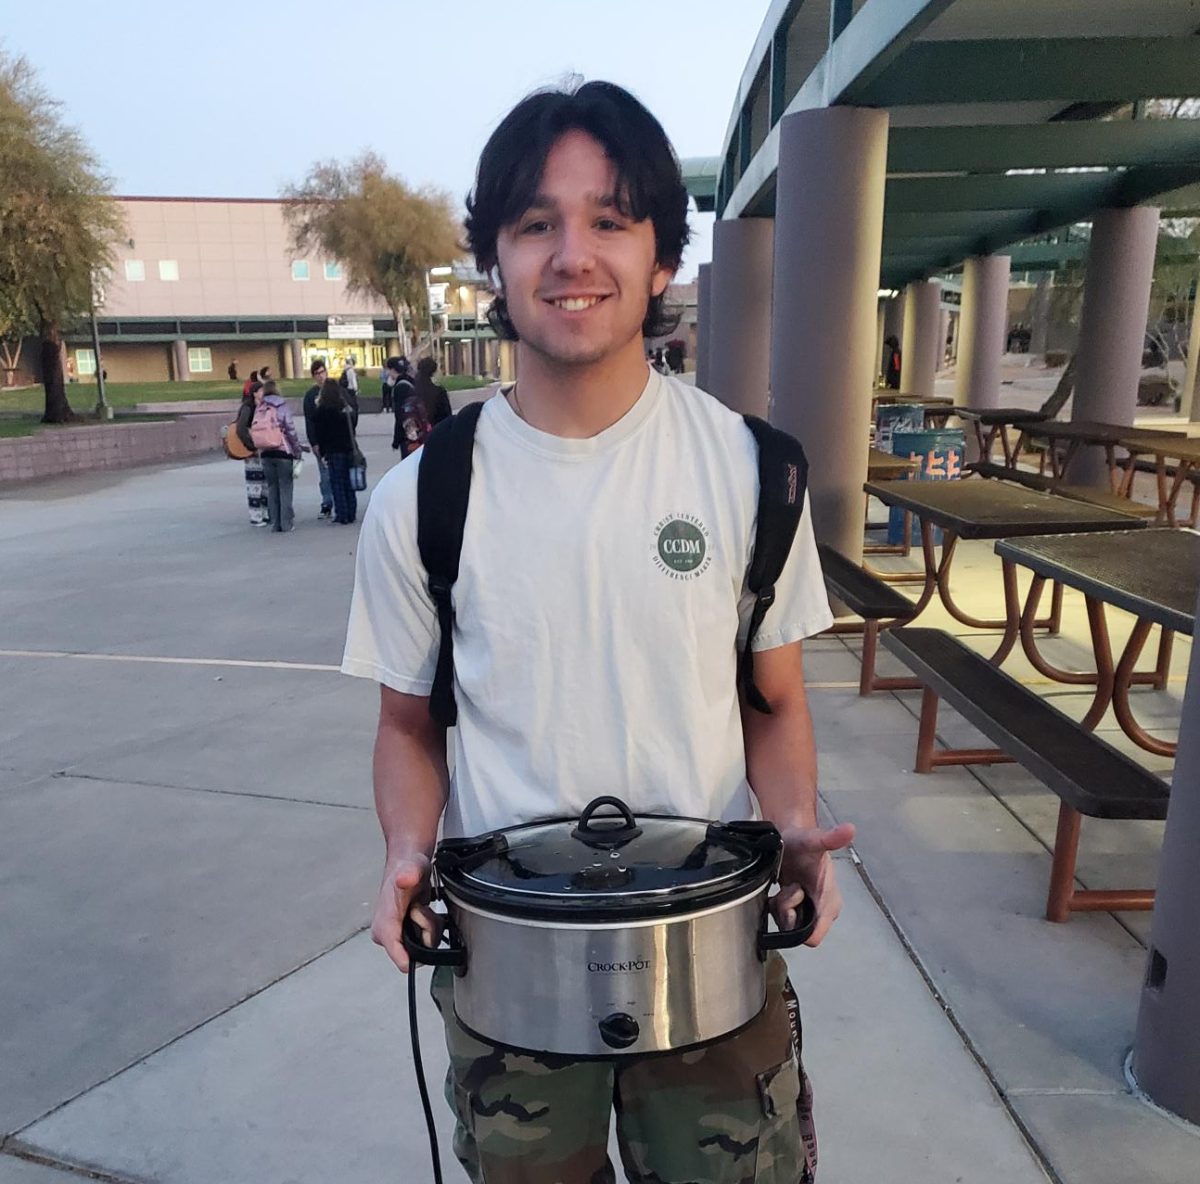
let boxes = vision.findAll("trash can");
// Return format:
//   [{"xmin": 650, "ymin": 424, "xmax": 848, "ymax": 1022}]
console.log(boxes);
[
  {"xmin": 874, "ymin": 403, "xmax": 925, "ymax": 453},
  {"xmin": 887, "ymin": 428, "xmax": 966, "ymax": 545}
]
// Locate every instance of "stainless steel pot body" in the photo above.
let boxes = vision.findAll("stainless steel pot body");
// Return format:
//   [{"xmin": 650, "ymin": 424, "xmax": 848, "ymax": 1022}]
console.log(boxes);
[{"xmin": 443, "ymin": 883, "xmax": 769, "ymax": 1056}]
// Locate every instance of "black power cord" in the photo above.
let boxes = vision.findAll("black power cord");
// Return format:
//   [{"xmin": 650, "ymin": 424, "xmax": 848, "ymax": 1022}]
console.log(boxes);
[{"xmin": 408, "ymin": 965, "xmax": 444, "ymax": 1184}]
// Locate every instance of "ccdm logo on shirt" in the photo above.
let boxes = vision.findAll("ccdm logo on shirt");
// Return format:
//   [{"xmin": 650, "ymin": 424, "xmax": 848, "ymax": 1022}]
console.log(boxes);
[{"xmin": 653, "ymin": 514, "xmax": 712, "ymax": 580}]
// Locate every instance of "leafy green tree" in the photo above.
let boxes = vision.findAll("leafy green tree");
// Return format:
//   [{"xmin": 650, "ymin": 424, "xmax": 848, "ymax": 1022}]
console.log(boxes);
[
  {"xmin": 0, "ymin": 52, "xmax": 123, "ymax": 420},
  {"xmin": 282, "ymin": 152, "xmax": 461, "ymax": 354}
]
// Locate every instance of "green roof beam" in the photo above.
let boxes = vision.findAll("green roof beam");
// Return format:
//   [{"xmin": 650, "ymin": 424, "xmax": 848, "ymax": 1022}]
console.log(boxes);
[
  {"xmin": 847, "ymin": 38, "xmax": 1200, "ymax": 108},
  {"xmin": 887, "ymin": 121, "xmax": 1200, "ymax": 175}
]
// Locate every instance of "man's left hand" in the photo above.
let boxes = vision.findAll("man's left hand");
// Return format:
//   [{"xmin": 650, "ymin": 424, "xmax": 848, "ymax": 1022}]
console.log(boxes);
[{"xmin": 771, "ymin": 822, "xmax": 856, "ymax": 948}]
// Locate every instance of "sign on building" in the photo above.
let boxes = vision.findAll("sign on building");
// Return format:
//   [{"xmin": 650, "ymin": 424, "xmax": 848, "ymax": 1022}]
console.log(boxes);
[{"xmin": 328, "ymin": 317, "xmax": 376, "ymax": 340}]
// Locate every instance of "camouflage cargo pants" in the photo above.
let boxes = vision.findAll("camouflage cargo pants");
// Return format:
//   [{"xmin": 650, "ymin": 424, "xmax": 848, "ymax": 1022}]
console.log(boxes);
[{"xmin": 430, "ymin": 952, "xmax": 817, "ymax": 1184}]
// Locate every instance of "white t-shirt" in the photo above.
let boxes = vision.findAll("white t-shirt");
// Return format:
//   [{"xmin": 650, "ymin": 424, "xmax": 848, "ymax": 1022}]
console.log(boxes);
[{"xmin": 342, "ymin": 370, "xmax": 832, "ymax": 838}]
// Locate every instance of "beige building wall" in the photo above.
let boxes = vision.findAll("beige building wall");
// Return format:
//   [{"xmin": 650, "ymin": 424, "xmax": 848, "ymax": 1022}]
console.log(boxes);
[
  {"xmin": 68, "ymin": 343, "xmax": 172, "ymax": 383},
  {"xmin": 104, "ymin": 198, "xmax": 393, "ymax": 319}
]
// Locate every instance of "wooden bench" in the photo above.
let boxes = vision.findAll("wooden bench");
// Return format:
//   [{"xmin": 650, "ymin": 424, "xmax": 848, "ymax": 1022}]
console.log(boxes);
[
  {"xmin": 818, "ymin": 544, "xmax": 917, "ymax": 695},
  {"xmin": 881, "ymin": 626, "xmax": 1170, "ymax": 922},
  {"xmin": 968, "ymin": 461, "xmax": 1158, "ymax": 519}
]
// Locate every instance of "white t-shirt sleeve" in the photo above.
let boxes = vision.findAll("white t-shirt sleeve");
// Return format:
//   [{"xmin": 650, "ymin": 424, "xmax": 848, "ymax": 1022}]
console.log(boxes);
[
  {"xmin": 737, "ymin": 493, "xmax": 833, "ymax": 650},
  {"xmin": 341, "ymin": 458, "xmax": 440, "ymax": 693}
]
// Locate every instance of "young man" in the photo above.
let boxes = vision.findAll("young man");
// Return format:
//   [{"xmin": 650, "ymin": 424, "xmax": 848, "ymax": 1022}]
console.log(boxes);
[
  {"xmin": 342, "ymin": 81, "xmax": 853, "ymax": 1184},
  {"xmin": 302, "ymin": 358, "xmax": 334, "ymax": 518}
]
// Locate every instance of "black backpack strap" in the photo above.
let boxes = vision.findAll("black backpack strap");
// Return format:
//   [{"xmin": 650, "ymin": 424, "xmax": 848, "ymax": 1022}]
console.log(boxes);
[
  {"xmin": 416, "ymin": 400, "xmax": 485, "ymax": 726},
  {"xmin": 740, "ymin": 414, "xmax": 810, "ymax": 715}
]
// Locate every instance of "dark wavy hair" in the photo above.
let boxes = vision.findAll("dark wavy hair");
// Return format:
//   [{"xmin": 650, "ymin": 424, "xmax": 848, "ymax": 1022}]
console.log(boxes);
[{"xmin": 465, "ymin": 80, "xmax": 691, "ymax": 342}]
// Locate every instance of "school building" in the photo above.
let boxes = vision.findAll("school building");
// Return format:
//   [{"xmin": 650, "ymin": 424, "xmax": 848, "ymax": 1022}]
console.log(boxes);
[{"xmin": 60, "ymin": 196, "xmax": 461, "ymax": 384}]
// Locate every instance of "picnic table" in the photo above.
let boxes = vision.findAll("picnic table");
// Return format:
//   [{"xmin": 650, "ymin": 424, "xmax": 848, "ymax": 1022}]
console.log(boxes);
[
  {"xmin": 1021, "ymin": 420, "xmax": 1182, "ymax": 491},
  {"xmin": 995, "ymin": 528, "xmax": 1199, "ymax": 757},
  {"xmin": 954, "ymin": 406, "xmax": 1049, "ymax": 467},
  {"xmin": 863, "ymin": 478, "xmax": 1147, "ymax": 661},
  {"xmin": 1115, "ymin": 434, "xmax": 1200, "ymax": 527},
  {"xmin": 867, "ymin": 446, "xmax": 920, "ymax": 481}
]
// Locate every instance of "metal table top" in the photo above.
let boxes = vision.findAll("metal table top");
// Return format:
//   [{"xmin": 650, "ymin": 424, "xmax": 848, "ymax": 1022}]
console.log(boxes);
[
  {"xmin": 994, "ymin": 529, "xmax": 1199, "ymax": 636},
  {"xmin": 872, "ymin": 393, "xmax": 954, "ymax": 407},
  {"xmin": 863, "ymin": 479, "xmax": 1149, "ymax": 539},
  {"xmin": 1026, "ymin": 420, "xmax": 1184, "ymax": 446},
  {"xmin": 867, "ymin": 447, "xmax": 920, "ymax": 481},
  {"xmin": 1117, "ymin": 434, "xmax": 1200, "ymax": 462},
  {"xmin": 952, "ymin": 406, "xmax": 1048, "ymax": 426}
]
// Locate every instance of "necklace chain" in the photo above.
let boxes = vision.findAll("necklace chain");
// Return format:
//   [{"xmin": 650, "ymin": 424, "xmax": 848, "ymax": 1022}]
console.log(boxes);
[{"xmin": 509, "ymin": 384, "xmax": 525, "ymax": 423}]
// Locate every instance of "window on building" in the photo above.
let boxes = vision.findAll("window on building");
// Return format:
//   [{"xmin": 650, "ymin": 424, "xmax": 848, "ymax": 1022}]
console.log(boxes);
[
  {"xmin": 159, "ymin": 259, "xmax": 180, "ymax": 281},
  {"xmin": 125, "ymin": 259, "xmax": 145, "ymax": 282},
  {"xmin": 76, "ymin": 349, "xmax": 96, "ymax": 376},
  {"xmin": 187, "ymin": 347, "xmax": 213, "ymax": 374},
  {"xmin": 323, "ymin": 261, "xmax": 342, "ymax": 281},
  {"xmin": 292, "ymin": 260, "xmax": 310, "ymax": 281}
]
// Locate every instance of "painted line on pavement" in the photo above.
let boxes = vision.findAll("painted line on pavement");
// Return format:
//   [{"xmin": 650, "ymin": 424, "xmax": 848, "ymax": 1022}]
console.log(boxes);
[
  {"xmin": 0, "ymin": 652, "xmax": 1185, "ymax": 688},
  {"xmin": 0, "ymin": 649, "xmax": 340, "ymax": 673}
]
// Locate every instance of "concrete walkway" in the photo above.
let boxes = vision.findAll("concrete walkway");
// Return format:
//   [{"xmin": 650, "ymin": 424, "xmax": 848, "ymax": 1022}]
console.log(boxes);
[{"xmin": 1, "ymin": 409, "xmax": 1196, "ymax": 1182}]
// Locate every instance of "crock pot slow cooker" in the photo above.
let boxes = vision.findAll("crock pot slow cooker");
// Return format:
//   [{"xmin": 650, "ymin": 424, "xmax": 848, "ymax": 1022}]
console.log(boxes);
[{"xmin": 403, "ymin": 795, "xmax": 815, "ymax": 1057}]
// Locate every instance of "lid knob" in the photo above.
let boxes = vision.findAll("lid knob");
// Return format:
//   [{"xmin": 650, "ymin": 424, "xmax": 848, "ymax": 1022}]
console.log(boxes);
[{"xmin": 571, "ymin": 796, "xmax": 643, "ymax": 849}]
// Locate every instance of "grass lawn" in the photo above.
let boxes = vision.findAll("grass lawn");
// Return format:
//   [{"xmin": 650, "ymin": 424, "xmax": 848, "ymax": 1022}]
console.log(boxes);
[{"xmin": 1, "ymin": 372, "xmax": 490, "ymax": 414}]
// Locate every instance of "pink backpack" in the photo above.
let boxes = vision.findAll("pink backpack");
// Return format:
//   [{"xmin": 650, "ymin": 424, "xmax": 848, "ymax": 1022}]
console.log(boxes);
[{"xmin": 250, "ymin": 401, "xmax": 286, "ymax": 451}]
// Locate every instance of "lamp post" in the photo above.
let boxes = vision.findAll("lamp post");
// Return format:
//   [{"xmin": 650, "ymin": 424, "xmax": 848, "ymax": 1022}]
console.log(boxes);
[
  {"xmin": 90, "ymin": 270, "xmax": 111, "ymax": 419},
  {"xmin": 428, "ymin": 265, "xmax": 453, "ymax": 370}
]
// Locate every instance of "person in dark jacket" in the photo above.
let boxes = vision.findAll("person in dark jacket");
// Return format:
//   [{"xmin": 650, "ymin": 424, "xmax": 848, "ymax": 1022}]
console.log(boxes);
[
  {"xmin": 309, "ymin": 377, "xmax": 359, "ymax": 524},
  {"xmin": 236, "ymin": 381, "xmax": 268, "ymax": 526},
  {"xmin": 392, "ymin": 356, "xmax": 450, "ymax": 454},
  {"xmin": 302, "ymin": 358, "xmax": 333, "ymax": 518},
  {"xmin": 883, "ymin": 335, "xmax": 902, "ymax": 390},
  {"xmin": 413, "ymin": 357, "xmax": 452, "ymax": 424}
]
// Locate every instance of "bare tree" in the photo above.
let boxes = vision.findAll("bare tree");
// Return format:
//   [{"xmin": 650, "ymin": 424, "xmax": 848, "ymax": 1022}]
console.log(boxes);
[
  {"xmin": 282, "ymin": 153, "xmax": 462, "ymax": 354},
  {"xmin": 0, "ymin": 52, "xmax": 123, "ymax": 420}
]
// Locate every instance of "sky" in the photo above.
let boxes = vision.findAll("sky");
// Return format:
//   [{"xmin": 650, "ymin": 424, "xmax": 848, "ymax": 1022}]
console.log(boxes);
[{"xmin": 4, "ymin": 0, "xmax": 769, "ymax": 280}]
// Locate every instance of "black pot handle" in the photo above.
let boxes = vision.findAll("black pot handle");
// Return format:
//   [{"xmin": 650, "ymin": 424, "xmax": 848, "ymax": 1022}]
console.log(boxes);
[
  {"xmin": 402, "ymin": 914, "xmax": 466, "ymax": 968},
  {"xmin": 572, "ymin": 796, "xmax": 643, "ymax": 847},
  {"xmin": 758, "ymin": 895, "xmax": 818, "ymax": 951}
]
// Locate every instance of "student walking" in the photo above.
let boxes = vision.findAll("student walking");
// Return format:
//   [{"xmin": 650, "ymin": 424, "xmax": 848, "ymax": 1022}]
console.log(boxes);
[
  {"xmin": 303, "ymin": 358, "xmax": 334, "ymax": 518},
  {"xmin": 250, "ymin": 380, "xmax": 302, "ymax": 532},
  {"xmin": 235, "ymin": 381, "xmax": 269, "ymax": 526},
  {"xmin": 309, "ymin": 377, "xmax": 359, "ymax": 524},
  {"xmin": 396, "ymin": 356, "xmax": 452, "ymax": 458}
]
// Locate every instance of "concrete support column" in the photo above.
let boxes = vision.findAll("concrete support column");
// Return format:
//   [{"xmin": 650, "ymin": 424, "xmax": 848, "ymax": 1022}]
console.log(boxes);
[
  {"xmin": 696, "ymin": 263, "xmax": 713, "ymax": 391},
  {"xmin": 900, "ymin": 280, "xmax": 941, "ymax": 399},
  {"xmin": 770, "ymin": 106, "xmax": 889, "ymax": 562},
  {"xmin": 171, "ymin": 338, "xmax": 189, "ymax": 382},
  {"xmin": 937, "ymin": 308, "xmax": 951, "ymax": 371},
  {"xmin": 956, "ymin": 254, "xmax": 1011, "ymax": 415},
  {"xmin": 285, "ymin": 338, "xmax": 302, "ymax": 380},
  {"xmin": 1070, "ymin": 206, "xmax": 1160, "ymax": 484},
  {"xmin": 499, "ymin": 340, "xmax": 517, "ymax": 384},
  {"xmin": 1134, "ymin": 587, "xmax": 1200, "ymax": 1124},
  {"xmin": 1184, "ymin": 285, "xmax": 1200, "ymax": 422},
  {"xmin": 708, "ymin": 218, "xmax": 775, "ymax": 416}
]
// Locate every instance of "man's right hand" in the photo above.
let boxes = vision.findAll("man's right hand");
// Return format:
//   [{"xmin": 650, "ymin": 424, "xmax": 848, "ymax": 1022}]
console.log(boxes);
[{"xmin": 371, "ymin": 854, "xmax": 443, "ymax": 973}]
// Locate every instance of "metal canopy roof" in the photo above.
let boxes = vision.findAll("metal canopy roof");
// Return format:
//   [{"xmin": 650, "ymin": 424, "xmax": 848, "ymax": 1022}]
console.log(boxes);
[{"xmin": 685, "ymin": 0, "xmax": 1200, "ymax": 288}]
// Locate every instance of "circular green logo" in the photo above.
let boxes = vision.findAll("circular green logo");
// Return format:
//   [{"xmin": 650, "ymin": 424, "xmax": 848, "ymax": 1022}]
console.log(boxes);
[{"xmin": 657, "ymin": 519, "xmax": 707, "ymax": 573}]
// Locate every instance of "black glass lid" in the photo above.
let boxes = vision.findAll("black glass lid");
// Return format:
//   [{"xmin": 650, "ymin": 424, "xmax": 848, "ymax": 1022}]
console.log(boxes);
[{"xmin": 434, "ymin": 796, "xmax": 782, "ymax": 920}]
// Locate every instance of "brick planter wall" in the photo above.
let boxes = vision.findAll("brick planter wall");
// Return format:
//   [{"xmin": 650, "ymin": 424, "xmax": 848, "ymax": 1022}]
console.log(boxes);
[{"xmin": 0, "ymin": 413, "xmax": 228, "ymax": 486}]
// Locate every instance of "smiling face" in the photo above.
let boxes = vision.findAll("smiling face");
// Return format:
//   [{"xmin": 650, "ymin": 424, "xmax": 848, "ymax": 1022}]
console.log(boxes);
[{"xmin": 495, "ymin": 130, "xmax": 673, "ymax": 370}]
